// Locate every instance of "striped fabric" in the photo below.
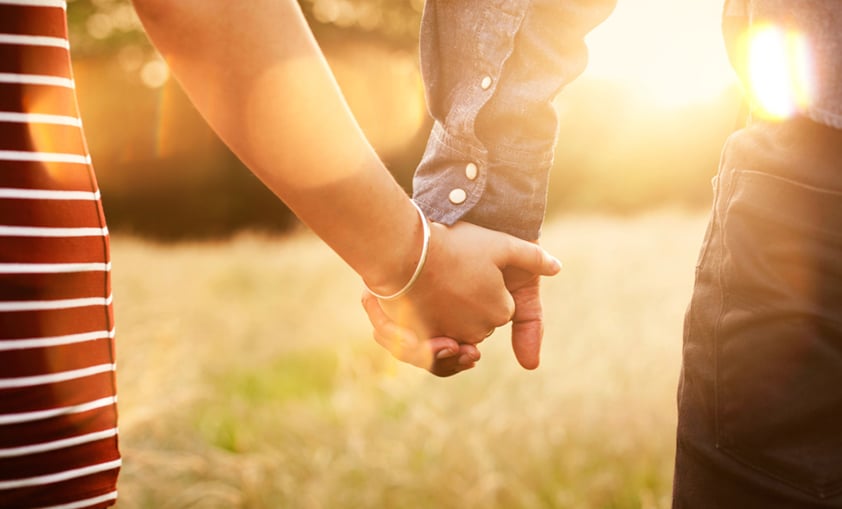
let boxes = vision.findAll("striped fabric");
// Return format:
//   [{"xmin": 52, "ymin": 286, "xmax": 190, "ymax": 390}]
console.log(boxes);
[{"xmin": 0, "ymin": 1, "xmax": 120, "ymax": 507}]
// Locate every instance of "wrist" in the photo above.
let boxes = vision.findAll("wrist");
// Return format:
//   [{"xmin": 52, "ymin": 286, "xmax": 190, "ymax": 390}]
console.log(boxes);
[{"xmin": 363, "ymin": 200, "xmax": 431, "ymax": 300}]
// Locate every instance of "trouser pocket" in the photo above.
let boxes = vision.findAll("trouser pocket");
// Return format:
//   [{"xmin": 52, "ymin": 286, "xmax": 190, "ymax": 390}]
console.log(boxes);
[{"xmin": 715, "ymin": 168, "xmax": 842, "ymax": 498}]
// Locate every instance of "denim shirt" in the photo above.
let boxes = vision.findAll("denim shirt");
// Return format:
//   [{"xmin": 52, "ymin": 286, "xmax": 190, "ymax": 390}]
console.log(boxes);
[
  {"xmin": 723, "ymin": 0, "xmax": 842, "ymax": 130},
  {"xmin": 412, "ymin": 0, "xmax": 615, "ymax": 240},
  {"xmin": 414, "ymin": 0, "xmax": 842, "ymax": 241}
]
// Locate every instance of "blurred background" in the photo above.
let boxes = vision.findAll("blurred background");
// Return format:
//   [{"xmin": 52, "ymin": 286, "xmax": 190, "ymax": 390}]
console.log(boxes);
[{"xmin": 67, "ymin": 0, "xmax": 742, "ymax": 239}]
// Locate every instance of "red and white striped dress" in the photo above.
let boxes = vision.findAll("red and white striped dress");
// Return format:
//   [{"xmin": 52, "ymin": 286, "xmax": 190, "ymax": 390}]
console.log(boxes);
[{"xmin": 0, "ymin": 0, "xmax": 120, "ymax": 507}]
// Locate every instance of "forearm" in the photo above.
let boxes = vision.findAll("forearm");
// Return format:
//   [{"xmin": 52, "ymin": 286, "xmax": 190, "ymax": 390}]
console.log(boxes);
[{"xmin": 131, "ymin": 0, "xmax": 419, "ymax": 291}]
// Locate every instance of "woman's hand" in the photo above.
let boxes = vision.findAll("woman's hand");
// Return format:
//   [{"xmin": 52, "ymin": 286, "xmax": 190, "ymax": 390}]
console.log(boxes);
[{"xmin": 361, "ymin": 291, "xmax": 481, "ymax": 377}]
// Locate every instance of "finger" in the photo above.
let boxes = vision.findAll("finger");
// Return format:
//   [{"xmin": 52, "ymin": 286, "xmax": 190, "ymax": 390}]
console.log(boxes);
[
  {"xmin": 363, "ymin": 290, "xmax": 426, "ymax": 363},
  {"xmin": 502, "ymin": 240, "xmax": 562, "ymax": 277},
  {"xmin": 414, "ymin": 338, "xmax": 476, "ymax": 374},
  {"xmin": 373, "ymin": 328, "xmax": 431, "ymax": 369},
  {"xmin": 511, "ymin": 318, "xmax": 543, "ymax": 370},
  {"xmin": 362, "ymin": 290, "xmax": 433, "ymax": 349},
  {"xmin": 457, "ymin": 343, "xmax": 481, "ymax": 364},
  {"xmin": 372, "ymin": 331, "xmax": 477, "ymax": 377},
  {"xmin": 429, "ymin": 358, "xmax": 475, "ymax": 377},
  {"xmin": 363, "ymin": 290, "xmax": 466, "ymax": 372},
  {"xmin": 430, "ymin": 337, "xmax": 460, "ymax": 360},
  {"xmin": 508, "ymin": 273, "xmax": 544, "ymax": 370},
  {"xmin": 361, "ymin": 290, "xmax": 391, "ymax": 331},
  {"xmin": 431, "ymin": 343, "xmax": 481, "ymax": 377},
  {"xmin": 457, "ymin": 330, "xmax": 496, "ymax": 345}
]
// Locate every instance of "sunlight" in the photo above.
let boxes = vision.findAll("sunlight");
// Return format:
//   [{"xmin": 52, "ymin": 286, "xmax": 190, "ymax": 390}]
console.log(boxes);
[
  {"xmin": 582, "ymin": 0, "xmax": 736, "ymax": 108},
  {"xmin": 23, "ymin": 89, "xmax": 85, "ymax": 183},
  {"xmin": 153, "ymin": 79, "xmax": 177, "ymax": 158},
  {"xmin": 744, "ymin": 25, "xmax": 813, "ymax": 120}
]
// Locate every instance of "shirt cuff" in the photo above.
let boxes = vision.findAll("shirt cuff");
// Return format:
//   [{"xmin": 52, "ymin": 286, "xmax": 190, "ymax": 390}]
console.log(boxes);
[{"xmin": 412, "ymin": 121, "xmax": 553, "ymax": 240}]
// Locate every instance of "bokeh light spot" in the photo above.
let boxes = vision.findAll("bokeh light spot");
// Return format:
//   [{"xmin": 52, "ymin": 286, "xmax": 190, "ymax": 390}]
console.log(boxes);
[
  {"xmin": 141, "ymin": 59, "xmax": 170, "ymax": 89},
  {"xmin": 86, "ymin": 12, "xmax": 113, "ymax": 40}
]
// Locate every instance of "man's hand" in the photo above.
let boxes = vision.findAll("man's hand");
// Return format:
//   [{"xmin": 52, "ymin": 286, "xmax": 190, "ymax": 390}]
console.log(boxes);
[
  {"xmin": 374, "ymin": 221, "xmax": 560, "ymax": 345},
  {"xmin": 362, "ymin": 267, "xmax": 551, "ymax": 375},
  {"xmin": 361, "ymin": 225, "xmax": 559, "ymax": 375}
]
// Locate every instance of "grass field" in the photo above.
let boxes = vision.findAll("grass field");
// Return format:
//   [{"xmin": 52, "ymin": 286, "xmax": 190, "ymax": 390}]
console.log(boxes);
[{"xmin": 110, "ymin": 211, "xmax": 708, "ymax": 509}]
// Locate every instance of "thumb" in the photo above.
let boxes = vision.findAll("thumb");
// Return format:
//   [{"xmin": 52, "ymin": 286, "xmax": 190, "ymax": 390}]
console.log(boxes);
[
  {"xmin": 512, "ymin": 318, "xmax": 543, "ymax": 369},
  {"xmin": 508, "ymin": 274, "xmax": 544, "ymax": 370},
  {"xmin": 503, "ymin": 239, "xmax": 562, "ymax": 276}
]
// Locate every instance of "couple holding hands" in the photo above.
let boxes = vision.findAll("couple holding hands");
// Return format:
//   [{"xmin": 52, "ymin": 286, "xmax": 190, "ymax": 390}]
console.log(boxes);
[
  {"xmin": 5, "ymin": 0, "xmax": 842, "ymax": 508},
  {"xmin": 141, "ymin": 1, "xmax": 842, "ymax": 508},
  {"xmin": 135, "ymin": 0, "xmax": 604, "ymax": 376},
  {"xmin": 0, "ymin": 0, "xmax": 606, "ymax": 506}
]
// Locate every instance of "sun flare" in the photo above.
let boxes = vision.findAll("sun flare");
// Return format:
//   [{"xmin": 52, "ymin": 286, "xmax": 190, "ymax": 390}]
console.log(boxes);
[{"xmin": 743, "ymin": 25, "xmax": 813, "ymax": 120}]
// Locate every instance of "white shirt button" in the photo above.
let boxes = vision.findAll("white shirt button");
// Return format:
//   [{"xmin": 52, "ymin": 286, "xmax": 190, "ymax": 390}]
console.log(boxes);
[
  {"xmin": 449, "ymin": 188, "xmax": 467, "ymax": 205},
  {"xmin": 480, "ymin": 76, "xmax": 493, "ymax": 90},
  {"xmin": 465, "ymin": 162, "xmax": 478, "ymax": 181}
]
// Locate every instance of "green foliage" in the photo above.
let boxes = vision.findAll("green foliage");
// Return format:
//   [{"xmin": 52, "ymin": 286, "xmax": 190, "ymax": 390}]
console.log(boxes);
[
  {"xmin": 220, "ymin": 350, "xmax": 339, "ymax": 405},
  {"xmin": 195, "ymin": 349, "xmax": 339, "ymax": 453}
]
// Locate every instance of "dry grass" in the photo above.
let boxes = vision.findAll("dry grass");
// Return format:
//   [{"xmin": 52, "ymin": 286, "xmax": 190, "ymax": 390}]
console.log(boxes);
[{"xmin": 110, "ymin": 211, "xmax": 707, "ymax": 509}]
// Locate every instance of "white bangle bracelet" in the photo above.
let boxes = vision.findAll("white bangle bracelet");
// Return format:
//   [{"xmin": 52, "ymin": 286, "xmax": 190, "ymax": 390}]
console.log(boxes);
[{"xmin": 365, "ymin": 199, "xmax": 431, "ymax": 301}]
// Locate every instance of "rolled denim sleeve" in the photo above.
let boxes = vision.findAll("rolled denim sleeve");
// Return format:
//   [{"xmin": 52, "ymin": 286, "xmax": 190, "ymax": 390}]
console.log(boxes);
[{"xmin": 413, "ymin": 0, "xmax": 615, "ymax": 240}]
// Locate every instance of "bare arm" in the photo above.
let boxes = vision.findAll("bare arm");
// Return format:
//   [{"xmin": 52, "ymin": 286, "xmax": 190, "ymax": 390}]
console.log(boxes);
[
  {"xmin": 130, "ymin": 0, "xmax": 561, "ymax": 344},
  {"xmin": 131, "ymin": 0, "xmax": 421, "ymax": 289}
]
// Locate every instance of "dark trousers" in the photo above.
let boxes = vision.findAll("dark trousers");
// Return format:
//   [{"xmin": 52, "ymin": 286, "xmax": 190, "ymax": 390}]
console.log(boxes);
[{"xmin": 673, "ymin": 117, "xmax": 842, "ymax": 508}]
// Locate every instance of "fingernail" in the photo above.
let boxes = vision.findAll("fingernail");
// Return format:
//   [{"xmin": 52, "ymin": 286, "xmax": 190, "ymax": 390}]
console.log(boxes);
[
  {"xmin": 458, "ymin": 354, "xmax": 476, "ymax": 365},
  {"xmin": 551, "ymin": 256, "xmax": 563, "ymax": 272},
  {"xmin": 436, "ymin": 348, "xmax": 457, "ymax": 360}
]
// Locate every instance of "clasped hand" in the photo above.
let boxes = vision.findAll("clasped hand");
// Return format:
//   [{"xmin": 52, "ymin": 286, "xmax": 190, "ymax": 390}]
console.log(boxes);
[{"xmin": 362, "ymin": 221, "xmax": 560, "ymax": 376}]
